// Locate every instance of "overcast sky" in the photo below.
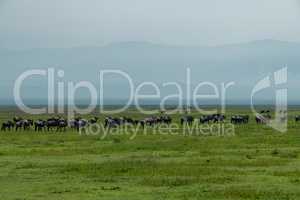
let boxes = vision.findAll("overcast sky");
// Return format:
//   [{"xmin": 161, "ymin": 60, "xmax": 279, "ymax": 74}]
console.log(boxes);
[{"xmin": 0, "ymin": 0, "xmax": 300, "ymax": 49}]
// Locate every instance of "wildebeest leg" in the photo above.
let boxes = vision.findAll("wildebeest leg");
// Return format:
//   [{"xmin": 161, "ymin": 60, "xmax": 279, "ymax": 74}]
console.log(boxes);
[{"xmin": 139, "ymin": 121, "xmax": 144, "ymax": 129}]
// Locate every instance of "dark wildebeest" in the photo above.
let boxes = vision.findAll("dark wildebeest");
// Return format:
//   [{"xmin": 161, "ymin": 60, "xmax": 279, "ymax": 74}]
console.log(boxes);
[
  {"xmin": 46, "ymin": 118, "xmax": 59, "ymax": 131},
  {"xmin": 138, "ymin": 120, "xmax": 145, "ymax": 129},
  {"xmin": 34, "ymin": 120, "xmax": 46, "ymax": 131},
  {"xmin": 122, "ymin": 117, "xmax": 132, "ymax": 123},
  {"xmin": 213, "ymin": 114, "xmax": 226, "ymax": 123},
  {"xmin": 15, "ymin": 119, "xmax": 33, "ymax": 131},
  {"xmin": 295, "ymin": 116, "xmax": 300, "ymax": 122},
  {"xmin": 89, "ymin": 117, "xmax": 99, "ymax": 124},
  {"xmin": 199, "ymin": 115, "xmax": 211, "ymax": 124},
  {"xmin": 127, "ymin": 119, "xmax": 145, "ymax": 129},
  {"xmin": 69, "ymin": 119, "xmax": 77, "ymax": 130},
  {"xmin": 57, "ymin": 119, "xmax": 68, "ymax": 132},
  {"xmin": 120, "ymin": 117, "xmax": 134, "ymax": 125},
  {"xmin": 69, "ymin": 118, "xmax": 88, "ymax": 131},
  {"xmin": 181, "ymin": 116, "xmax": 194, "ymax": 126},
  {"xmin": 1, "ymin": 121, "xmax": 14, "ymax": 131},
  {"xmin": 199, "ymin": 114, "xmax": 226, "ymax": 124},
  {"xmin": 255, "ymin": 114, "xmax": 271, "ymax": 124},
  {"xmin": 22, "ymin": 119, "xmax": 33, "ymax": 130},
  {"xmin": 159, "ymin": 116, "xmax": 172, "ymax": 124},
  {"xmin": 255, "ymin": 115, "xmax": 264, "ymax": 124},
  {"xmin": 13, "ymin": 117, "xmax": 22, "ymax": 131},
  {"xmin": 46, "ymin": 117, "xmax": 67, "ymax": 131},
  {"xmin": 104, "ymin": 117, "xmax": 120, "ymax": 128},
  {"xmin": 144, "ymin": 117, "xmax": 157, "ymax": 126},
  {"xmin": 231, "ymin": 115, "xmax": 249, "ymax": 124}
]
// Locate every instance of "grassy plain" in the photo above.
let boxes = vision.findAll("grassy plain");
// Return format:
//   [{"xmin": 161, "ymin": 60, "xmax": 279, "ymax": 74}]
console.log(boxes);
[{"xmin": 0, "ymin": 106, "xmax": 300, "ymax": 200}]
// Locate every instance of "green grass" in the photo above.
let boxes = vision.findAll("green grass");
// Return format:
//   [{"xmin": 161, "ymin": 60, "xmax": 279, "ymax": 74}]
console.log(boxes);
[{"xmin": 0, "ymin": 106, "xmax": 300, "ymax": 200}]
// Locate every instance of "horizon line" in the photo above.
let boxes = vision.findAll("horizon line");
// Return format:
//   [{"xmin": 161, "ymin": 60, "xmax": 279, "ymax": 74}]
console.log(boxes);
[{"xmin": 2, "ymin": 39, "xmax": 300, "ymax": 51}]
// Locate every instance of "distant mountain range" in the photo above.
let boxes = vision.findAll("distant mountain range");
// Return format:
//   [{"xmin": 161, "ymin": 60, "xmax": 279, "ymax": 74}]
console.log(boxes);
[{"xmin": 0, "ymin": 39, "xmax": 299, "ymax": 105}]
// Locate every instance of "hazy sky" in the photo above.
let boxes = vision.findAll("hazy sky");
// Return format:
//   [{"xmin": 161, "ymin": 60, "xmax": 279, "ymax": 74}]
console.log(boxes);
[{"xmin": 0, "ymin": 0, "xmax": 300, "ymax": 49}]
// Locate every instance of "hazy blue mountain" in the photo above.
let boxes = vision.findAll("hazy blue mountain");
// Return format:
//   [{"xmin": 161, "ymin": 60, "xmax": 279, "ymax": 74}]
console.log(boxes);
[{"xmin": 0, "ymin": 40, "xmax": 299, "ymax": 105}]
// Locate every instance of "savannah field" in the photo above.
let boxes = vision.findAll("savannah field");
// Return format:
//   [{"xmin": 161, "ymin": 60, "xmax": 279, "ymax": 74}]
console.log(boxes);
[{"xmin": 0, "ymin": 106, "xmax": 300, "ymax": 200}]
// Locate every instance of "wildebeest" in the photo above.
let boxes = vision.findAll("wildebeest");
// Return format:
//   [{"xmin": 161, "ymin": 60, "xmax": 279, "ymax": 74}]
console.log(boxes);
[
  {"xmin": 199, "ymin": 115, "xmax": 211, "ymax": 124},
  {"xmin": 137, "ymin": 116, "xmax": 172, "ymax": 127},
  {"xmin": 57, "ymin": 119, "xmax": 68, "ymax": 131},
  {"xmin": 295, "ymin": 116, "xmax": 300, "ymax": 122},
  {"xmin": 144, "ymin": 117, "xmax": 158, "ymax": 126},
  {"xmin": 231, "ymin": 115, "xmax": 249, "ymax": 124},
  {"xmin": 34, "ymin": 120, "xmax": 46, "ymax": 131},
  {"xmin": 69, "ymin": 119, "xmax": 78, "ymax": 130},
  {"xmin": 1, "ymin": 121, "xmax": 14, "ymax": 131},
  {"xmin": 137, "ymin": 120, "xmax": 145, "ymax": 128},
  {"xmin": 46, "ymin": 118, "xmax": 59, "ymax": 131},
  {"xmin": 120, "ymin": 117, "xmax": 135, "ymax": 125},
  {"xmin": 158, "ymin": 116, "xmax": 172, "ymax": 124},
  {"xmin": 45, "ymin": 117, "xmax": 68, "ymax": 131},
  {"xmin": 255, "ymin": 115, "xmax": 264, "ymax": 124},
  {"xmin": 69, "ymin": 118, "xmax": 88, "ymax": 131},
  {"xmin": 213, "ymin": 114, "xmax": 226, "ymax": 123},
  {"xmin": 181, "ymin": 116, "xmax": 194, "ymax": 126},
  {"xmin": 15, "ymin": 119, "xmax": 33, "ymax": 131},
  {"xmin": 255, "ymin": 114, "xmax": 271, "ymax": 124},
  {"xmin": 104, "ymin": 117, "xmax": 121, "ymax": 128},
  {"xmin": 199, "ymin": 114, "xmax": 225, "ymax": 124},
  {"xmin": 76, "ymin": 119, "xmax": 88, "ymax": 130},
  {"xmin": 88, "ymin": 117, "xmax": 99, "ymax": 124}
]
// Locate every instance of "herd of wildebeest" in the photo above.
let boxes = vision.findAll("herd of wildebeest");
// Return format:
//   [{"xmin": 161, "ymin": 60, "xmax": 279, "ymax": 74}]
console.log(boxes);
[{"xmin": 0, "ymin": 110, "xmax": 296, "ymax": 132}]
